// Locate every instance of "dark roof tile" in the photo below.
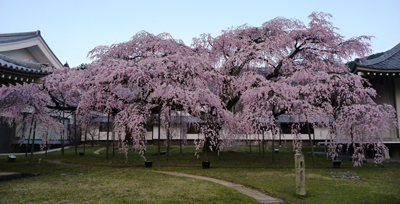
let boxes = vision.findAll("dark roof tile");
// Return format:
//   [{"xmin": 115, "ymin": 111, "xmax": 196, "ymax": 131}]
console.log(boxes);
[
  {"xmin": 0, "ymin": 31, "xmax": 40, "ymax": 43},
  {"xmin": 0, "ymin": 53, "xmax": 51, "ymax": 75},
  {"xmin": 355, "ymin": 43, "xmax": 400, "ymax": 70}
]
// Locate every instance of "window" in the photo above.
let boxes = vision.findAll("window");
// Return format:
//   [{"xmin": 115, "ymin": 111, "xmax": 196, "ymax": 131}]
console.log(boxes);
[
  {"xmin": 280, "ymin": 123, "xmax": 313, "ymax": 134},
  {"xmin": 99, "ymin": 122, "xmax": 113, "ymax": 132},
  {"xmin": 146, "ymin": 124, "xmax": 153, "ymax": 131},
  {"xmin": 187, "ymin": 124, "xmax": 199, "ymax": 134}
]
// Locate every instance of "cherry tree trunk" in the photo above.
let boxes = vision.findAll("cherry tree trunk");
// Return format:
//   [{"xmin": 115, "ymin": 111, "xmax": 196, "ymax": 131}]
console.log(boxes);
[
  {"xmin": 272, "ymin": 133, "xmax": 275, "ymax": 163},
  {"xmin": 158, "ymin": 114, "xmax": 161, "ymax": 160},
  {"xmin": 112, "ymin": 131, "xmax": 115, "ymax": 157},
  {"xmin": 180, "ymin": 126, "xmax": 182, "ymax": 154},
  {"xmin": 61, "ymin": 110, "xmax": 65, "ymax": 156},
  {"xmin": 25, "ymin": 118, "xmax": 34, "ymax": 158},
  {"xmin": 262, "ymin": 130, "xmax": 265, "ymax": 158},
  {"xmin": 203, "ymin": 136, "xmax": 220, "ymax": 153},
  {"xmin": 29, "ymin": 121, "xmax": 37, "ymax": 164},
  {"xmin": 45, "ymin": 139, "xmax": 48, "ymax": 156},
  {"xmin": 74, "ymin": 114, "xmax": 77, "ymax": 156},
  {"xmin": 106, "ymin": 113, "xmax": 110, "ymax": 159},
  {"xmin": 84, "ymin": 126, "xmax": 87, "ymax": 153},
  {"xmin": 166, "ymin": 127, "xmax": 170, "ymax": 166},
  {"xmin": 258, "ymin": 134, "xmax": 261, "ymax": 155},
  {"xmin": 248, "ymin": 134, "xmax": 252, "ymax": 153},
  {"xmin": 307, "ymin": 122, "xmax": 315, "ymax": 165}
]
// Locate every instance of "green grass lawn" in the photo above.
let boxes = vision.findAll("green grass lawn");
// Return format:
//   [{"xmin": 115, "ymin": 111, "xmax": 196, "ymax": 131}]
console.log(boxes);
[{"xmin": 1, "ymin": 144, "xmax": 399, "ymax": 204}]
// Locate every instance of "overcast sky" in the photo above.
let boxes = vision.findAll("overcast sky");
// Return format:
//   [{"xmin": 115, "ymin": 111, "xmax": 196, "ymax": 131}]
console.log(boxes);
[{"xmin": 1, "ymin": 0, "xmax": 399, "ymax": 67}]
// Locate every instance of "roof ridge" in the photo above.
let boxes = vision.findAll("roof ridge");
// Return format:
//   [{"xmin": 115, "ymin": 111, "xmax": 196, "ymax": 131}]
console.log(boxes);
[
  {"xmin": 358, "ymin": 43, "xmax": 400, "ymax": 66},
  {"xmin": 0, "ymin": 30, "xmax": 40, "ymax": 37}
]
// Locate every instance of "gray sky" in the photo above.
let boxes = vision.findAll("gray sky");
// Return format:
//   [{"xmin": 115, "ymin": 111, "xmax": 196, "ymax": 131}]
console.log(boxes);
[{"xmin": 1, "ymin": 0, "xmax": 399, "ymax": 67}]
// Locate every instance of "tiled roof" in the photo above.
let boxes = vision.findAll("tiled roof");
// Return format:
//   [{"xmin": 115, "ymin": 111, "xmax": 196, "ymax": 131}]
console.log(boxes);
[
  {"xmin": 0, "ymin": 31, "xmax": 39, "ymax": 43},
  {"xmin": 0, "ymin": 30, "xmax": 63, "ymax": 69},
  {"xmin": 0, "ymin": 53, "xmax": 51, "ymax": 75},
  {"xmin": 355, "ymin": 43, "xmax": 400, "ymax": 70}
]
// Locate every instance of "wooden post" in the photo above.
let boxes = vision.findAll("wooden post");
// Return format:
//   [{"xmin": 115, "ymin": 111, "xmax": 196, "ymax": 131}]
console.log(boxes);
[{"xmin": 295, "ymin": 153, "xmax": 306, "ymax": 196}]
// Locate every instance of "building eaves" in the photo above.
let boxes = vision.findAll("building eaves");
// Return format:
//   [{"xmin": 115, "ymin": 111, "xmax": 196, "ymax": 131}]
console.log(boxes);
[
  {"xmin": 0, "ymin": 30, "xmax": 63, "ymax": 69},
  {"xmin": 0, "ymin": 34, "xmax": 39, "ymax": 43},
  {"xmin": 355, "ymin": 43, "xmax": 400, "ymax": 70},
  {"xmin": 0, "ymin": 53, "xmax": 51, "ymax": 75}
]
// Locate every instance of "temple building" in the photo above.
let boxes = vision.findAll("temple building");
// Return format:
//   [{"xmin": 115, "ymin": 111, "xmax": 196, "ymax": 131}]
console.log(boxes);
[
  {"xmin": 351, "ymin": 43, "xmax": 400, "ymax": 158},
  {"xmin": 0, "ymin": 30, "xmax": 63, "ymax": 85},
  {"xmin": 0, "ymin": 30, "xmax": 63, "ymax": 153}
]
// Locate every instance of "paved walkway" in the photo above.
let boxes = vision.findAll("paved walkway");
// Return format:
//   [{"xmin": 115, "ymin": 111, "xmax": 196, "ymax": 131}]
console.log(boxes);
[
  {"xmin": 151, "ymin": 170, "xmax": 284, "ymax": 204},
  {"xmin": 93, "ymin": 148, "xmax": 105, "ymax": 155}
]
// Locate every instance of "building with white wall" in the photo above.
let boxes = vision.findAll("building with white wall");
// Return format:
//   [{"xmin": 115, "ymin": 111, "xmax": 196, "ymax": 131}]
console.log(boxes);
[
  {"xmin": 351, "ymin": 43, "xmax": 400, "ymax": 158},
  {"xmin": 0, "ymin": 30, "xmax": 63, "ymax": 153}
]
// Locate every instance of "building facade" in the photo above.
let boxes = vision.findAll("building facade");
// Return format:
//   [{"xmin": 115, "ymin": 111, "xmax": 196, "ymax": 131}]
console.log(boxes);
[
  {"xmin": 0, "ymin": 31, "xmax": 63, "ymax": 153},
  {"xmin": 351, "ymin": 43, "xmax": 400, "ymax": 158}
]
